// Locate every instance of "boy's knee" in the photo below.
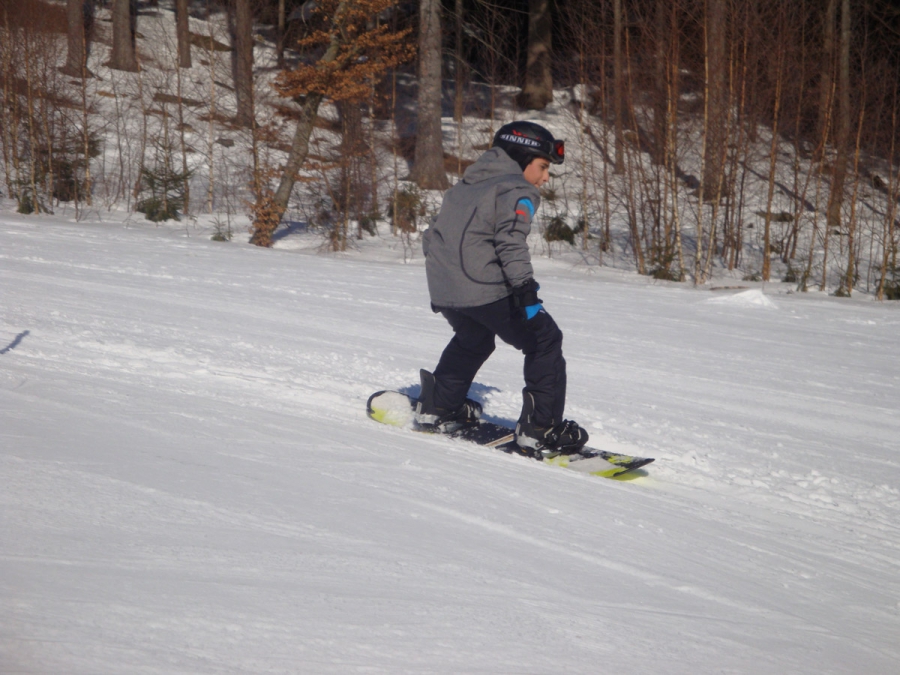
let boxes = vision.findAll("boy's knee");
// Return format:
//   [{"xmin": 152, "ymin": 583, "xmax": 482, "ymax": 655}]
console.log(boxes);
[
  {"xmin": 453, "ymin": 332, "xmax": 495, "ymax": 360},
  {"xmin": 535, "ymin": 315, "xmax": 563, "ymax": 351},
  {"xmin": 475, "ymin": 338, "xmax": 496, "ymax": 359}
]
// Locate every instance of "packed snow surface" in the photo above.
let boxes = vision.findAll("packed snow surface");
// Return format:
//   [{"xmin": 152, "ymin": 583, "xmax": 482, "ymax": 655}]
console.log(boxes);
[{"xmin": 2, "ymin": 213, "xmax": 899, "ymax": 674}]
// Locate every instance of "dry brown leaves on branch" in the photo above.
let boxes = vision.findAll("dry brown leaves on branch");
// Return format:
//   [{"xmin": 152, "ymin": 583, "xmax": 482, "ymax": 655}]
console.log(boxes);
[
  {"xmin": 273, "ymin": 0, "xmax": 415, "ymax": 104},
  {"xmin": 248, "ymin": 188, "xmax": 282, "ymax": 247}
]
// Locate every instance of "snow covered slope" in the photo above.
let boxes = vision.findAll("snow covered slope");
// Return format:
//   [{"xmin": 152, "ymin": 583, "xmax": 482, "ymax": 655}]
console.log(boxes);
[{"xmin": 2, "ymin": 214, "xmax": 899, "ymax": 674}]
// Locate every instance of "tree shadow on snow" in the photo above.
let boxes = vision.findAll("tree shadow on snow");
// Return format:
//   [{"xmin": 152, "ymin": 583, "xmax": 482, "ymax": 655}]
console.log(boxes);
[{"xmin": 271, "ymin": 221, "xmax": 308, "ymax": 242}]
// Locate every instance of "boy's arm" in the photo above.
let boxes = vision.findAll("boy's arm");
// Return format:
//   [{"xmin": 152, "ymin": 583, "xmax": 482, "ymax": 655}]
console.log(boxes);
[{"xmin": 494, "ymin": 186, "xmax": 540, "ymax": 287}]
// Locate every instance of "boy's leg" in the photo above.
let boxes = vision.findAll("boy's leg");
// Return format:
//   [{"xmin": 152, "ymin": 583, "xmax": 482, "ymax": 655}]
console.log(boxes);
[
  {"xmin": 519, "ymin": 312, "xmax": 567, "ymax": 425},
  {"xmin": 431, "ymin": 308, "xmax": 496, "ymax": 411},
  {"xmin": 461, "ymin": 297, "xmax": 566, "ymax": 427}
]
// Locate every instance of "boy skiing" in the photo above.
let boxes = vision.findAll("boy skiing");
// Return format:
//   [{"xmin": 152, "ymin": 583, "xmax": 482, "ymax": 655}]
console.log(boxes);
[{"xmin": 415, "ymin": 121, "xmax": 588, "ymax": 458}]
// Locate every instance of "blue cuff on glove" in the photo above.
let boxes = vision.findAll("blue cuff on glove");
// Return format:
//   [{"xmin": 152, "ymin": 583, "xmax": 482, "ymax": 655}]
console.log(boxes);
[
  {"xmin": 524, "ymin": 304, "xmax": 542, "ymax": 320},
  {"xmin": 512, "ymin": 279, "xmax": 543, "ymax": 320}
]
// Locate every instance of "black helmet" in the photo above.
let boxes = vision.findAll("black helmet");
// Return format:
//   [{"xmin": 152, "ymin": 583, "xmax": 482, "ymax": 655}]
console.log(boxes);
[{"xmin": 492, "ymin": 121, "xmax": 565, "ymax": 168}]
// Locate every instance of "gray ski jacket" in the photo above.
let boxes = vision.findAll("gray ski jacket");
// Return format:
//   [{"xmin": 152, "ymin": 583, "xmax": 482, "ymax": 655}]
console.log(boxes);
[{"xmin": 422, "ymin": 148, "xmax": 541, "ymax": 309}]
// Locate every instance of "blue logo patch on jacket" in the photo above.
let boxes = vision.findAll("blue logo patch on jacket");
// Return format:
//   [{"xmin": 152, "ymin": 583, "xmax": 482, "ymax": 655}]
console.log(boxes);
[{"xmin": 515, "ymin": 198, "xmax": 535, "ymax": 219}]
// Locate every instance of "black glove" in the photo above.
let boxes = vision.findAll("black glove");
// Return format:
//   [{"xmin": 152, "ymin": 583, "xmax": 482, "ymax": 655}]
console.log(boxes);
[{"xmin": 511, "ymin": 278, "xmax": 543, "ymax": 319}]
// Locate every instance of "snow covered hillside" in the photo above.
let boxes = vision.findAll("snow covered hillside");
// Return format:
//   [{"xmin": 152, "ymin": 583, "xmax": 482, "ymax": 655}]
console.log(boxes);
[
  {"xmin": 6, "ymin": 2, "xmax": 898, "ymax": 293},
  {"xmin": 2, "ymin": 212, "xmax": 899, "ymax": 674}
]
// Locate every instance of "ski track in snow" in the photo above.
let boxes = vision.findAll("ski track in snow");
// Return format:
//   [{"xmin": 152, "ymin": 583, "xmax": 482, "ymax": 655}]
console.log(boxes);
[{"xmin": 2, "ymin": 214, "xmax": 900, "ymax": 674}]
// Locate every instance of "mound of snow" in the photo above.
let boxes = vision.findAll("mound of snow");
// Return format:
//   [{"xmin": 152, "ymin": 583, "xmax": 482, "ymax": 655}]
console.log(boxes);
[{"xmin": 706, "ymin": 288, "xmax": 777, "ymax": 309}]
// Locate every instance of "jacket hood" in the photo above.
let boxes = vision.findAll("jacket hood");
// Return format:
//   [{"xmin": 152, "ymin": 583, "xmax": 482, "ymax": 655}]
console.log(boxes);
[{"xmin": 462, "ymin": 147, "xmax": 523, "ymax": 184}]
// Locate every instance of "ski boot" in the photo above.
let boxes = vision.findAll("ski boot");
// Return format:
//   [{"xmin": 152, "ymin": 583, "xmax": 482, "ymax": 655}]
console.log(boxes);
[
  {"xmin": 515, "ymin": 392, "xmax": 588, "ymax": 459},
  {"xmin": 415, "ymin": 369, "xmax": 482, "ymax": 434}
]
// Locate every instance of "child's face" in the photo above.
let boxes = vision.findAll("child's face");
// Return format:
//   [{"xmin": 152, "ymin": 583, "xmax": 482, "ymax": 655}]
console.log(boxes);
[{"xmin": 523, "ymin": 157, "xmax": 551, "ymax": 188}]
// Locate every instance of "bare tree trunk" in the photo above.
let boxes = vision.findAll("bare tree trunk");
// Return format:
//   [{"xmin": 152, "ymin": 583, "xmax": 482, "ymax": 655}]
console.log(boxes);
[
  {"xmin": 667, "ymin": 0, "xmax": 685, "ymax": 278},
  {"xmin": 390, "ymin": 70, "xmax": 400, "ymax": 235},
  {"xmin": 703, "ymin": 0, "xmax": 727, "ymax": 191},
  {"xmin": 694, "ymin": 1, "xmax": 712, "ymax": 282},
  {"xmin": 367, "ymin": 83, "xmax": 379, "ymax": 216},
  {"xmin": 233, "ymin": 0, "xmax": 254, "ymax": 127},
  {"xmin": 268, "ymin": 0, "xmax": 351, "ymax": 220},
  {"xmin": 272, "ymin": 93, "xmax": 324, "ymax": 214},
  {"xmin": 175, "ymin": 49, "xmax": 189, "ymax": 212},
  {"xmin": 206, "ymin": 29, "xmax": 218, "ymax": 212},
  {"xmin": 79, "ymin": 39, "xmax": 93, "ymax": 206},
  {"xmin": 700, "ymin": 0, "xmax": 734, "ymax": 283},
  {"xmin": 762, "ymin": 61, "xmax": 783, "ymax": 282},
  {"xmin": 132, "ymin": 66, "xmax": 148, "ymax": 203},
  {"xmin": 453, "ymin": 0, "xmax": 465, "ymax": 177},
  {"xmin": 176, "ymin": 0, "xmax": 192, "ymax": 69},
  {"xmin": 23, "ymin": 27, "xmax": 41, "ymax": 213},
  {"xmin": 817, "ymin": 0, "xmax": 837, "ymax": 155},
  {"xmin": 623, "ymin": 144, "xmax": 646, "ymax": 274},
  {"xmin": 651, "ymin": 0, "xmax": 669, "ymax": 166},
  {"xmin": 62, "ymin": 0, "xmax": 90, "ymax": 76},
  {"xmin": 109, "ymin": 0, "xmax": 139, "ymax": 72},
  {"xmin": 826, "ymin": 0, "xmax": 850, "ymax": 233},
  {"xmin": 876, "ymin": 104, "xmax": 897, "ymax": 300},
  {"xmin": 785, "ymin": 18, "xmax": 809, "ymax": 265},
  {"xmin": 277, "ymin": 0, "xmax": 286, "ymax": 68},
  {"xmin": 612, "ymin": 0, "xmax": 625, "ymax": 172},
  {"xmin": 723, "ymin": 0, "xmax": 752, "ymax": 270},
  {"xmin": 410, "ymin": 0, "xmax": 449, "ymax": 189},
  {"xmin": 0, "ymin": 12, "xmax": 17, "ymax": 202},
  {"xmin": 516, "ymin": 0, "xmax": 553, "ymax": 110},
  {"xmin": 842, "ymin": 105, "xmax": 865, "ymax": 295},
  {"xmin": 454, "ymin": 0, "xmax": 465, "ymax": 123}
]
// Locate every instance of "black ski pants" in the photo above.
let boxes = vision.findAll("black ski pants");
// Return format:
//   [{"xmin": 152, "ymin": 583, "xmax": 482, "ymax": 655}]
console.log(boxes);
[{"xmin": 432, "ymin": 295, "xmax": 567, "ymax": 427}]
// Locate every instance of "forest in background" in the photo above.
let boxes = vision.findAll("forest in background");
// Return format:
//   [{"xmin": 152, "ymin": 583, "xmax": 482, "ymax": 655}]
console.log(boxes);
[{"xmin": 2, "ymin": 0, "xmax": 900, "ymax": 298}]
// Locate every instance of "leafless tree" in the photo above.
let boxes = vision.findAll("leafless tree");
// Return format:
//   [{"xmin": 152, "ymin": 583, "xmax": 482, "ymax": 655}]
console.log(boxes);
[
  {"xmin": 410, "ymin": 0, "xmax": 448, "ymax": 189},
  {"xmin": 612, "ymin": 0, "xmax": 624, "ymax": 173},
  {"xmin": 109, "ymin": 0, "xmax": 139, "ymax": 72},
  {"xmin": 702, "ymin": 0, "xmax": 727, "ymax": 193},
  {"xmin": 232, "ymin": 0, "xmax": 254, "ymax": 126},
  {"xmin": 266, "ymin": 0, "xmax": 414, "ymax": 239},
  {"xmin": 277, "ymin": 0, "xmax": 286, "ymax": 68},
  {"xmin": 817, "ymin": 0, "xmax": 837, "ymax": 154},
  {"xmin": 825, "ymin": 0, "xmax": 851, "ymax": 233},
  {"xmin": 175, "ymin": 0, "xmax": 192, "ymax": 69},
  {"xmin": 516, "ymin": 0, "xmax": 553, "ymax": 110},
  {"xmin": 61, "ymin": 0, "xmax": 92, "ymax": 77}
]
